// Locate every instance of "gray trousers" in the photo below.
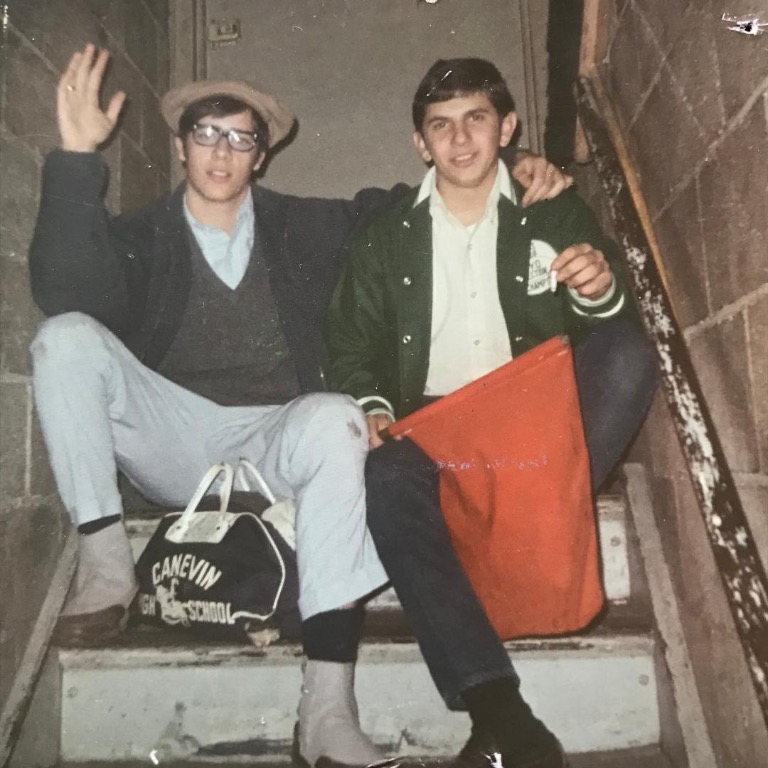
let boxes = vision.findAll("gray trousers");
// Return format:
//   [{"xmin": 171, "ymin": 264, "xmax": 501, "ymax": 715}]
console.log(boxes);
[{"xmin": 31, "ymin": 312, "xmax": 388, "ymax": 619}]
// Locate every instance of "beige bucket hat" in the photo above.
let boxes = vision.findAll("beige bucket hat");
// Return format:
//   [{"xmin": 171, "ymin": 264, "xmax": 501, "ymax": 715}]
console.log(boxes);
[{"xmin": 160, "ymin": 80, "xmax": 295, "ymax": 148}]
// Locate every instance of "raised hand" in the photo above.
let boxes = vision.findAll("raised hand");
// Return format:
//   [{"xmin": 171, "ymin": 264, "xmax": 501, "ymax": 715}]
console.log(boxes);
[{"xmin": 57, "ymin": 44, "xmax": 126, "ymax": 152}]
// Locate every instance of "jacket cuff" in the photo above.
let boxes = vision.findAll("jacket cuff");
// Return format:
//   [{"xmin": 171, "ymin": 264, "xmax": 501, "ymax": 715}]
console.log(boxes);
[
  {"xmin": 366, "ymin": 408, "xmax": 395, "ymax": 422},
  {"xmin": 43, "ymin": 149, "xmax": 108, "ymax": 203},
  {"xmin": 568, "ymin": 276, "xmax": 625, "ymax": 319},
  {"xmin": 357, "ymin": 395, "xmax": 395, "ymax": 419}
]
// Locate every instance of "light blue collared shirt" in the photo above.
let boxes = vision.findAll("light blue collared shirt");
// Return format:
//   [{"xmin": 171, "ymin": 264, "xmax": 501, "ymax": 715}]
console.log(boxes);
[{"xmin": 183, "ymin": 191, "xmax": 254, "ymax": 290}]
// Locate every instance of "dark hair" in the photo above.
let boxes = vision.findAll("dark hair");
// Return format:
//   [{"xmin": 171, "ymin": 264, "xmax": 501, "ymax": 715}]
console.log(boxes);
[
  {"xmin": 412, "ymin": 58, "xmax": 516, "ymax": 134},
  {"xmin": 178, "ymin": 95, "xmax": 270, "ymax": 154}
]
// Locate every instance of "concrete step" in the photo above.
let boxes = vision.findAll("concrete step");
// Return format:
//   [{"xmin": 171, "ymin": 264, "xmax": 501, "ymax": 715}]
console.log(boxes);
[
  {"xmin": 125, "ymin": 496, "xmax": 635, "ymax": 609},
  {"xmin": 56, "ymin": 494, "xmax": 658, "ymax": 763},
  {"xmin": 57, "ymin": 745, "xmax": 676, "ymax": 767},
  {"xmin": 57, "ymin": 604, "xmax": 658, "ymax": 763}
]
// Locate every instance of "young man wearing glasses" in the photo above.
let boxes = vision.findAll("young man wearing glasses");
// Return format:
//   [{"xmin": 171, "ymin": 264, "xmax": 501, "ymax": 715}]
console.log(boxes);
[{"xmin": 29, "ymin": 44, "xmax": 572, "ymax": 768}]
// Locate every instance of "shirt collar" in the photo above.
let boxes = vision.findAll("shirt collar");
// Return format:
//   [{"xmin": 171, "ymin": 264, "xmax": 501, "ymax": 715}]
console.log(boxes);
[
  {"xmin": 183, "ymin": 188, "xmax": 254, "ymax": 235},
  {"xmin": 414, "ymin": 160, "xmax": 517, "ymax": 224}
]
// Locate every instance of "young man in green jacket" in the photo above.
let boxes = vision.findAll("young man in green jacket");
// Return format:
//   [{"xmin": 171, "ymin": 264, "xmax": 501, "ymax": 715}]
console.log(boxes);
[{"xmin": 327, "ymin": 58, "xmax": 657, "ymax": 768}]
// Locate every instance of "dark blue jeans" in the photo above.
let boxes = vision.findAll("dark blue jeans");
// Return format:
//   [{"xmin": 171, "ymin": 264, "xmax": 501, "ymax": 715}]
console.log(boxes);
[{"xmin": 364, "ymin": 320, "xmax": 658, "ymax": 709}]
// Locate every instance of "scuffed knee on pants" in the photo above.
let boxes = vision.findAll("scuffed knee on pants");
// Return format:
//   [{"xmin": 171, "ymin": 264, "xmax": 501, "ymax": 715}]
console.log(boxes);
[
  {"xmin": 286, "ymin": 392, "xmax": 368, "ymax": 450},
  {"xmin": 31, "ymin": 312, "xmax": 110, "ymax": 365}
]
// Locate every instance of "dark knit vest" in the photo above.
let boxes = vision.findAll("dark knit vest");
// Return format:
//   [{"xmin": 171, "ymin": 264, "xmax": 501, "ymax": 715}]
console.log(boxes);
[{"xmin": 157, "ymin": 228, "xmax": 301, "ymax": 406}]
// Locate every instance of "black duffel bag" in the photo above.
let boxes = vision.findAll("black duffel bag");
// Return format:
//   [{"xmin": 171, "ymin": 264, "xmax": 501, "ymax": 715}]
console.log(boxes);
[{"xmin": 134, "ymin": 461, "xmax": 300, "ymax": 645}]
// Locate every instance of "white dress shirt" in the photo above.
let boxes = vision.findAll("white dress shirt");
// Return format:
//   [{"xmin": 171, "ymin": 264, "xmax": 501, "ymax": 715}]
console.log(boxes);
[{"xmin": 419, "ymin": 161, "xmax": 515, "ymax": 396}]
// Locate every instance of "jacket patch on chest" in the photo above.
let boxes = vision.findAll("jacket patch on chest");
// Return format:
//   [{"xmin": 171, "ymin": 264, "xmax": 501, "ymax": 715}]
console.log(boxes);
[{"xmin": 527, "ymin": 239, "xmax": 559, "ymax": 296}]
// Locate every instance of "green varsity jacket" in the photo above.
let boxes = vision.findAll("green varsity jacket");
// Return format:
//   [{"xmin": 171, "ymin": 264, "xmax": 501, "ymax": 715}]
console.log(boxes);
[{"xmin": 327, "ymin": 180, "xmax": 637, "ymax": 419}]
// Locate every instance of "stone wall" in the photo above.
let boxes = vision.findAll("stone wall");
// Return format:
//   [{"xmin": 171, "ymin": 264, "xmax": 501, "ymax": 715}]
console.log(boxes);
[
  {"xmin": 579, "ymin": 1, "xmax": 768, "ymax": 764},
  {"xmin": 0, "ymin": 0, "xmax": 170, "ymax": 715}
]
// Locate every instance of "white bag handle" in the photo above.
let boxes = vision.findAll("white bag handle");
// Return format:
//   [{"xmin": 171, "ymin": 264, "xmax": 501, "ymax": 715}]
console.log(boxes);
[
  {"xmin": 236, "ymin": 458, "xmax": 297, "ymax": 551},
  {"xmin": 174, "ymin": 462, "xmax": 234, "ymax": 533},
  {"xmin": 236, "ymin": 458, "xmax": 276, "ymax": 504}
]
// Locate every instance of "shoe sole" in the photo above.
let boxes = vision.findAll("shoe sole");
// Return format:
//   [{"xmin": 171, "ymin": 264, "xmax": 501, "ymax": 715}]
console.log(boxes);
[{"xmin": 51, "ymin": 606, "xmax": 128, "ymax": 648}]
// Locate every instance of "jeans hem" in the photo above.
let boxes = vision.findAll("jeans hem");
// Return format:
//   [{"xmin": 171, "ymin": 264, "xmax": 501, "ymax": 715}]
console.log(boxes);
[{"xmin": 445, "ymin": 666, "xmax": 520, "ymax": 711}]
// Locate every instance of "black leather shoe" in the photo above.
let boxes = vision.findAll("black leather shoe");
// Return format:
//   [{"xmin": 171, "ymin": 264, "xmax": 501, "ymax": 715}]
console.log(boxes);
[
  {"xmin": 512, "ymin": 743, "xmax": 568, "ymax": 768},
  {"xmin": 51, "ymin": 605, "xmax": 127, "ymax": 647},
  {"xmin": 453, "ymin": 729, "xmax": 569, "ymax": 768}
]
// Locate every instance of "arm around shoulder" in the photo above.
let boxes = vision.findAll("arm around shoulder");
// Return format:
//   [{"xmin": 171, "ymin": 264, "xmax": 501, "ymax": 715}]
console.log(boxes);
[{"xmin": 332, "ymin": 183, "xmax": 413, "ymax": 248}]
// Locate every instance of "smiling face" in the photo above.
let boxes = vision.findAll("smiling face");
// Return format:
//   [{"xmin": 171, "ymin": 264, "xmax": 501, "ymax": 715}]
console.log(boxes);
[
  {"xmin": 175, "ymin": 109, "xmax": 265, "ymax": 211},
  {"xmin": 413, "ymin": 92, "xmax": 516, "ymax": 199}
]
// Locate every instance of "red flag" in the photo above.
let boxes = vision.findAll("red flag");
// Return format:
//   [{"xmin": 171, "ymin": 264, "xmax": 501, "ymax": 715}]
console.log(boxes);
[{"xmin": 388, "ymin": 336, "xmax": 603, "ymax": 639}]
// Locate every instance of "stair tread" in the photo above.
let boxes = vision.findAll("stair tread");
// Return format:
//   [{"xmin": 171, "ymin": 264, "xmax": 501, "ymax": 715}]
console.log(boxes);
[
  {"xmin": 56, "ymin": 744, "xmax": 675, "ymax": 767},
  {"xmin": 56, "ymin": 598, "xmax": 653, "ymax": 664},
  {"xmin": 57, "ymin": 599, "xmax": 660, "ymax": 759},
  {"xmin": 123, "ymin": 494, "xmax": 628, "ymax": 522},
  {"xmin": 57, "ymin": 489, "xmax": 661, "ymax": 764},
  {"xmin": 363, "ymin": 592, "xmax": 651, "ymax": 640}
]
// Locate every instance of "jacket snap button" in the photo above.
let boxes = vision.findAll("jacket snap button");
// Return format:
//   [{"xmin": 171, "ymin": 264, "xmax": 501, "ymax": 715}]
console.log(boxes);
[
  {"xmin": 515, "ymin": 336, "xmax": 523, "ymax": 342},
  {"xmin": 403, "ymin": 276, "xmax": 412, "ymax": 285},
  {"xmin": 515, "ymin": 275, "xmax": 524, "ymax": 283},
  {"xmin": 402, "ymin": 335, "xmax": 412, "ymax": 344}
]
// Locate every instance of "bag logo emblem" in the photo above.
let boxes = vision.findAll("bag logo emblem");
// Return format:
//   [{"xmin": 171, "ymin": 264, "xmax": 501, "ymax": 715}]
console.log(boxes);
[{"xmin": 156, "ymin": 578, "xmax": 191, "ymax": 626}]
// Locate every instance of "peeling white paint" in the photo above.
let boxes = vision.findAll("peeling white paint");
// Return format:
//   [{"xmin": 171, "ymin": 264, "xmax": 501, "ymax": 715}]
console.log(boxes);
[
  {"xmin": 721, "ymin": 13, "xmax": 767, "ymax": 35},
  {"xmin": 624, "ymin": 246, "xmax": 646, "ymax": 268}
]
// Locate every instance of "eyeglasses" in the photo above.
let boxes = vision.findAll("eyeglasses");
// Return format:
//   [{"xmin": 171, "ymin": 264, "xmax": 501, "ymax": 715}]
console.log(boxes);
[{"xmin": 190, "ymin": 123, "xmax": 259, "ymax": 152}]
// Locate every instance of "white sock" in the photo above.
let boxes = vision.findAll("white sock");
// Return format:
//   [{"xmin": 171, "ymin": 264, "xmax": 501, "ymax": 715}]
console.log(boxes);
[
  {"xmin": 61, "ymin": 521, "xmax": 138, "ymax": 616},
  {"xmin": 298, "ymin": 660, "xmax": 385, "ymax": 767}
]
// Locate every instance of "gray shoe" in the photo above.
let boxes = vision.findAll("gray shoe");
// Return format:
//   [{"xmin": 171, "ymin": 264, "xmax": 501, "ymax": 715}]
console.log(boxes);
[
  {"xmin": 296, "ymin": 660, "xmax": 386, "ymax": 767},
  {"xmin": 55, "ymin": 521, "xmax": 137, "ymax": 646}
]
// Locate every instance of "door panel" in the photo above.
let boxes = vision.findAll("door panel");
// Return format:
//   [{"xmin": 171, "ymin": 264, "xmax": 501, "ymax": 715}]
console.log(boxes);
[{"xmin": 203, "ymin": 0, "xmax": 538, "ymax": 197}]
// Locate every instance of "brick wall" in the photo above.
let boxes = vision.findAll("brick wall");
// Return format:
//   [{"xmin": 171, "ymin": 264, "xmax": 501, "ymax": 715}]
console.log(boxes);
[
  {"xmin": 0, "ymin": 0, "xmax": 170, "ymax": 711},
  {"xmin": 581, "ymin": 1, "xmax": 768, "ymax": 764}
]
